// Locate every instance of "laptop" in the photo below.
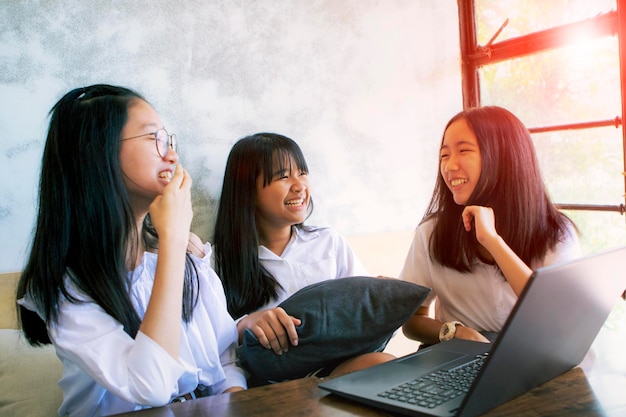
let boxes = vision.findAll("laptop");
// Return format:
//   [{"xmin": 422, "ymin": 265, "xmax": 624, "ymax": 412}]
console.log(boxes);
[{"xmin": 319, "ymin": 246, "xmax": 626, "ymax": 417}]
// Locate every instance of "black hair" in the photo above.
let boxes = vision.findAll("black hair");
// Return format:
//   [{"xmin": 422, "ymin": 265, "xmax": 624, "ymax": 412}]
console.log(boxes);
[
  {"xmin": 425, "ymin": 106, "xmax": 576, "ymax": 271},
  {"xmin": 17, "ymin": 84, "xmax": 198, "ymax": 345},
  {"xmin": 213, "ymin": 132, "xmax": 312, "ymax": 318}
]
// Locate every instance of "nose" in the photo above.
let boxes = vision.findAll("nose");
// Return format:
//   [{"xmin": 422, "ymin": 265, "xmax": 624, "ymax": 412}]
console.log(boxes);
[
  {"xmin": 291, "ymin": 178, "xmax": 306, "ymax": 192},
  {"xmin": 163, "ymin": 146, "xmax": 179, "ymax": 163},
  {"xmin": 442, "ymin": 153, "xmax": 458, "ymax": 172}
]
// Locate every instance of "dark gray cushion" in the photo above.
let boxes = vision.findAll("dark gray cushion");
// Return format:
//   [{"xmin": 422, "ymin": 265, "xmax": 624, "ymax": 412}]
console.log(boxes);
[{"xmin": 238, "ymin": 276, "xmax": 430, "ymax": 382}]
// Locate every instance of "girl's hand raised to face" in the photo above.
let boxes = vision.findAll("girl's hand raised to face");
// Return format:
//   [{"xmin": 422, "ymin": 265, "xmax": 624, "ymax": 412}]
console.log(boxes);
[
  {"xmin": 461, "ymin": 205, "xmax": 498, "ymax": 247},
  {"xmin": 462, "ymin": 204, "xmax": 534, "ymax": 296},
  {"xmin": 149, "ymin": 164, "xmax": 193, "ymax": 245}
]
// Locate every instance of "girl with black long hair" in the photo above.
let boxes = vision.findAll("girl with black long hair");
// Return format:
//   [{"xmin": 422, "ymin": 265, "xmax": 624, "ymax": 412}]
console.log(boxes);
[{"xmin": 17, "ymin": 84, "xmax": 245, "ymax": 417}]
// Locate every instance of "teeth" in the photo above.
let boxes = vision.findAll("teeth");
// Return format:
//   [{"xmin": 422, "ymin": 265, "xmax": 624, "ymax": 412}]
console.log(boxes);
[
  {"xmin": 159, "ymin": 171, "xmax": 172, "ymax": 183},
  {"xmin": 285, "ymin": 199, "xmax": 304, "ymax": 206},
  {"xmin": 450, "ymin": 178, "xmax": 468, "ymax": 187}
]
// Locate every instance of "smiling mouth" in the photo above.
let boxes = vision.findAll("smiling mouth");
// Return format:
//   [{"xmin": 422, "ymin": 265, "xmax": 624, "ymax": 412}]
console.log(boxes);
[
  {"xmin": 285, "ymin": 198, "xmax": 305, "ymax": 206},
  {"xmin": 158, "ymin": 171, "xmax": 172, "ymax": 183},
  {"xmin": 450, "ymin": 178, "xmax": 468, "ymax": 187}
]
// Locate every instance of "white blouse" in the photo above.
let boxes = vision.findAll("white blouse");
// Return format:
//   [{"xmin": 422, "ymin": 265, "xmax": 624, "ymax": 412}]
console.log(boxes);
[
  {"xmin": 399, "ymin": 218, "xmax": 581, "ymax": 332},
  {"xmin": 20, "ymin": 243, "xmax": 246, "ymax": 417},
  {"xmin": 257, "ymin": 226, "xmax": 369, "ymax": 310}
]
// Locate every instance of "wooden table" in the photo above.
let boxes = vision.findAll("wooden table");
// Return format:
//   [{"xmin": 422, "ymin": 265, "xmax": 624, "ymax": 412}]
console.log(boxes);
[
  {"xmin": 113, "ymin": 359, "xmax": 625, "ymax": 416},
  {"xmin": 114, "ymin": 303, "xmax": 626, "ymax": 417},
  {"xmin": 113, "ymin": 366, "xmax": 625, "ymax": 417}
]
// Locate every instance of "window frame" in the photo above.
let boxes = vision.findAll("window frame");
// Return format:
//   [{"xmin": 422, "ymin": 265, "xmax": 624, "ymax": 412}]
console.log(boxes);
[{"xmin": 457, "ymin": 0, "xmax": 626, "ymax": 214}]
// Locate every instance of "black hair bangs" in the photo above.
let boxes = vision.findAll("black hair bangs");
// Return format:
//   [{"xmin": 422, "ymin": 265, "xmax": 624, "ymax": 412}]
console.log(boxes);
[{"xmin": 256, "ymin": 133, "xmax": 309, "ymax": 187}]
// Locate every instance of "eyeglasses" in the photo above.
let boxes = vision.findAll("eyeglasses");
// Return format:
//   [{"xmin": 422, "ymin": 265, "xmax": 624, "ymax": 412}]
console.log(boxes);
[{"xmin": 121, "ymin": 128, "xmax": 178, "ymax": 158}]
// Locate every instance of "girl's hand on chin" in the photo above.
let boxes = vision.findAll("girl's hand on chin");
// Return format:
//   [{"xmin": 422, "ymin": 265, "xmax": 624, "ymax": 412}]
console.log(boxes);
[
  {"xmin": 149, "ymin": 163, "xmax": 193, "ymax": 244},
  {"xmin": 461, "ymin": 205, "xmax": 498, "ymax": 246}
]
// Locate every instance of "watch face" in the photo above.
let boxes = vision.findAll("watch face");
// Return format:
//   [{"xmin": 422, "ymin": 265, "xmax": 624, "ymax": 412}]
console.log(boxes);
[{"xmin": 440, "ymin": 321, "xmax": 461, "ymax": 342}]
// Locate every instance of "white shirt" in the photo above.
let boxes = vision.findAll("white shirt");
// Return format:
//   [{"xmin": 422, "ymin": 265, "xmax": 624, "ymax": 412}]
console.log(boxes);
[
  {"xmin": 257, "ymin": 226, "xmax": 369, "ymax": 310},
  {"xmin": 20, "ymin": 243, "xmax": 246, "ymax": 417},
  {"xmin": 399, "ymin": 218, "xmax": 581, "ymax": 332}
]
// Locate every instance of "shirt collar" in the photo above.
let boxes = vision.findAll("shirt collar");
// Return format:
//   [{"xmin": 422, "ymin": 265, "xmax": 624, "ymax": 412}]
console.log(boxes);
[{"xmin": 258, "ymin": 225, "xmax": 320, "ymax": 259}]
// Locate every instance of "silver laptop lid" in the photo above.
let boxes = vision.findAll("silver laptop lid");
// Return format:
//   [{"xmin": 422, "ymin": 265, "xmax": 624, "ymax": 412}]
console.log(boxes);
[{"xmin": 459, "ymin": 245, "xmax": 626, "ymax": 416}]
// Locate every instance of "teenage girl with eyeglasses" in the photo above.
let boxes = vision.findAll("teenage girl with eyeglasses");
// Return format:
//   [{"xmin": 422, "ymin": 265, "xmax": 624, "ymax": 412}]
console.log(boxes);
[{"xmin": 16, "ymin": 84, "xmax": 246, "ymax": 417}]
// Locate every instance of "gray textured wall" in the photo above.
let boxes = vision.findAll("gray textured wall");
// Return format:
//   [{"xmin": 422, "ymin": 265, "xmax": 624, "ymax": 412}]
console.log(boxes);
[{"xmin": 0, "ymin": 0, "xmax": 461, "ymax": 273}]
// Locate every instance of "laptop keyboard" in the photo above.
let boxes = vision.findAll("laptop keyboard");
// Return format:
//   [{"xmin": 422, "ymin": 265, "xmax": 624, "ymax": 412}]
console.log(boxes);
[{"xmin": 377, "ymin": 353, "xmax": 489, "ymax": 409}]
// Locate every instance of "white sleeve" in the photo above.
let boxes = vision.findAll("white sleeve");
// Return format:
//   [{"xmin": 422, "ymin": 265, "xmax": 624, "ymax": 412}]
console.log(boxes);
[
  {"xmin": 399, "ymin": 225, "xmax": 436, "ymax": 306},
  {"xmin": 541, "ymin": 222, "xmax": 582, "ymax": 267},
  {"xmin": 210, "ymin": 339, "xmax": 248, "ymax": 394},
  {"xmin": 50, "ymin": 299, "xmax": 185, "ymax": 406},
  {"xmin": 196, "ymin": 243, "xmax": 248, "ymax": 393}
]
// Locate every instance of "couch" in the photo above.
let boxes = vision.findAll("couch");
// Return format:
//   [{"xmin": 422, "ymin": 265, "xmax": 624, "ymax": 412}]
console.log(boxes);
[{"xmin": 0, "ymin": 272, "xmax": 63, "ymax": 417}]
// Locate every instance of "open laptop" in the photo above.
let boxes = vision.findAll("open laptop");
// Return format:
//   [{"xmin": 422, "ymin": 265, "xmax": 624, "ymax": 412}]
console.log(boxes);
[{"xmin": 319, "ymin": 246, "xmax": 626, "ymax": 417}]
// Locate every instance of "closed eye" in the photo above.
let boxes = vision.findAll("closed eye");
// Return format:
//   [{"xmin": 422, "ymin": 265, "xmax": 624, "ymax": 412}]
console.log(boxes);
[{"xmin": 272, "ymin": 169, "xmax": 289, "ymax": 181}]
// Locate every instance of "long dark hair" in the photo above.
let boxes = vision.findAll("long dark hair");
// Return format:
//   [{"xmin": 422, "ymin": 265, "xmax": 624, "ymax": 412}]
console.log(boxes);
[
  {"xmin": 213, "ymin": 133, "xmax": 313, "ymax": 318},
  {"xmin": 17, "ymin": 84, "xmax": 198, "ymax": 345},
  {"xmin": 425, "ymin": 106, "xmax": 575, "ymax": 272}
]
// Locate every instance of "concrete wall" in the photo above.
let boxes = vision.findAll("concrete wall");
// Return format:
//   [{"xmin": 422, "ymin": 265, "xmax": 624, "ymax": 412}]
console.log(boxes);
[{"xmin": 0, "ymin": 0, "xmax": 462, "ymax": 273}]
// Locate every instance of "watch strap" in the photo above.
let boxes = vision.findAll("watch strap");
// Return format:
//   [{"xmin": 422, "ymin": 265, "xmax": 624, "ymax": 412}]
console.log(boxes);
[{"xmin": 439, "ymin": 320, "xmax": 464, "ymax": 342}]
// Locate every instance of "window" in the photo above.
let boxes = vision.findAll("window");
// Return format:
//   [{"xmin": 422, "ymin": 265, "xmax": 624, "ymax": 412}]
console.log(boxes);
[{"xmin": 458, "ymin": 0, "xmax": 626, "ymax": 254}]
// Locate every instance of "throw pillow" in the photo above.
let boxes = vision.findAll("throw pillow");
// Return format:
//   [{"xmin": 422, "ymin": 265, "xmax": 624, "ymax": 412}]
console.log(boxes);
[{"xmin": 238, "ymin": 276, "xmax": 430, "ymax": 382}]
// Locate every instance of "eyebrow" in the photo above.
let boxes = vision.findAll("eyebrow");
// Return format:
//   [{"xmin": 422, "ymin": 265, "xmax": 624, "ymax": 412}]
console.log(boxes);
[
  {"xmin": 440, "ymin": 140, "xmax": 478, "ymax": 149},
  {"xmin": 138, "ymin": 122, "xmax": 161, "ymax": 132}
]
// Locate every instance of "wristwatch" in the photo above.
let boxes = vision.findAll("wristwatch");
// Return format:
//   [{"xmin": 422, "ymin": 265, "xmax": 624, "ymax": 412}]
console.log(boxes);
[{"xmin": 439, "ymin": 321, "xmax": 464, "ymax": 342}]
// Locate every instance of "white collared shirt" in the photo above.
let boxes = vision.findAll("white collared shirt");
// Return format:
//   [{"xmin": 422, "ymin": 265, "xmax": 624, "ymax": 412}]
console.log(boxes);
[
  {"xmin": 399, "ymin": 218, "xmax": 581, "ymax": 332},
  {"xmin": 19, "ymin": 243, "xmax": 246, "ymax": 417},
  {"xmin": 257, "ymin": 226, "xmax": 369, "ymax": 310}
]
